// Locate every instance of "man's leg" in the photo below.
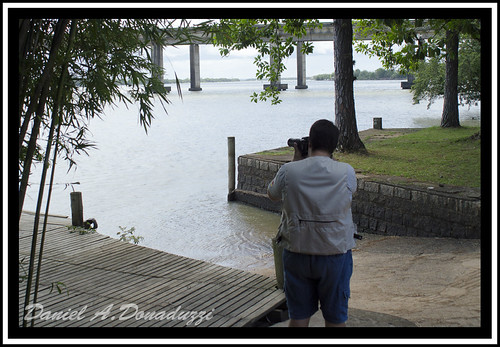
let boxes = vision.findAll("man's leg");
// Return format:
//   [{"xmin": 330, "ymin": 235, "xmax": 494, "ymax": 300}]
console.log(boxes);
[
  {"xmin": 289, "ymin": 317, "xmax": 311, "ymax": 327},
  {"xmin": 318, "ymin": 251, "xmax": 353, "ymax": 328},
  {"xmin": 325, "ymin": 320, "xmax": 346, "ymax": 327},
  {"xmin": 283, "ymin": 250, "xmax": 318, "ymax": 328}
]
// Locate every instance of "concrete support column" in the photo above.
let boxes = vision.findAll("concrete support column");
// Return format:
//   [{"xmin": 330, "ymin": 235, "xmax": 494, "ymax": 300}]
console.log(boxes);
[
  {"xmin": 295, "ymin": 41, "xmax": 308, "ymax": 89},
  {"xmin": 189, "ymin": 44, "xmax": 202, "ymax": 91},
  {"xmin": 151, "ymin": 43, "xmax": 164, "ymax": 82},
  {"xmin": 270, "ymin": 51, "xmax": 282, "ymax": 86},
  {"xmin": 263, "ymin": 43, "xmax": 288, "ymax": 91},
  {"xmin": 401, "ymin": 74, "xmax": 415, "ymax": 89}
]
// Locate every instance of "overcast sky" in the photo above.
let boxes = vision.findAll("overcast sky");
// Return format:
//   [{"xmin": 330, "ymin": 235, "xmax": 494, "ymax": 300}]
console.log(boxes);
[{"xmin": 162, "ymin": 41, "xmax": 385, "ymax": 80}]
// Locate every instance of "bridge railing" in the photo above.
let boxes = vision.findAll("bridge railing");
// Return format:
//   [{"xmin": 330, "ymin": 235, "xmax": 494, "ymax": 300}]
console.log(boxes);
[{"xmin": 156, "ymin": 20, "xmax": 434, "ymax": 46}]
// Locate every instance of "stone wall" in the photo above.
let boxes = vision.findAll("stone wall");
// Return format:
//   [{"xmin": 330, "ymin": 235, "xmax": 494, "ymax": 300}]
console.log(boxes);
[
  {"xmin": 237, "ymin": 155, "xmax": 281, "ymax": 195},
  {"xmin": 235, "ymin": 154, "xmax": 481, "ymax": 239},
  {"xmin": 351, "ymin": 179, "xmax": 480, "ymax": 238}
]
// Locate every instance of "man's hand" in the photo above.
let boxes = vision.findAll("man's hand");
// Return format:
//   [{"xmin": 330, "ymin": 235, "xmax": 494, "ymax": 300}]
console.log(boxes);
[{"xmin": 292, "ymin": 143, "xmax": 307, "ymax": 161}]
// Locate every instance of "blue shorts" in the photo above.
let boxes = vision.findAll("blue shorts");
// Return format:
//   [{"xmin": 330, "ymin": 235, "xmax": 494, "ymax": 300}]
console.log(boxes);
[{"xmin": 282, "ymin": 249, "xmax": 353, "ymax": 324}]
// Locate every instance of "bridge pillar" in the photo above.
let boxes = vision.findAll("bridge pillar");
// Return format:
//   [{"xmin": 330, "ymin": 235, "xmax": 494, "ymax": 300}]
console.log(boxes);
[
  {"xmin": 151, "ymin": 43, "xmax": 171, "ymax": 92},
  {"xmin": 295, "ymin": 41, "xmax": 308, "ymax": 89},
  {"xmin": 189, "ymin": 44, "xmax": 202, "ymax": 91},
  {"xmin": 151, "ymin": 43, "xmax": 164, "ymax": 81},
  {"xmin": 264, "ymin": 43, "xmax": 288, "ymax": 91},
  {"xmin": 401, "ymin": 74, "xmax": 415, "ymax": 89}
]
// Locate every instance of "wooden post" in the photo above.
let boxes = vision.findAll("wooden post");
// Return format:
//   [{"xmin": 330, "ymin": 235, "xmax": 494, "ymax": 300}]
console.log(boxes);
[
  {"xmin": 373, "ymin": 117, "xmax": 383, "ymax": 130},
  {"xmin": 70, "ymin": 191, "xmax": 84, "ymax": 227},
  {"xmin": 227, "ymin": 137, "xmax": 236, "ymax": 201}
]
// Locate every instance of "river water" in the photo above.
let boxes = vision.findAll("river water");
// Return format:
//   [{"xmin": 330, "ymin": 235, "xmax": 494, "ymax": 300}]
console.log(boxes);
[{"xmin": 23, "ymin": 80, "xmax": 481, "ymax": 274}]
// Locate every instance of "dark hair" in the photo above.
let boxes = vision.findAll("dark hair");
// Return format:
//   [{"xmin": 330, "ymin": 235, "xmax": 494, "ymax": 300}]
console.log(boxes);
[{"xmin": 309, "ymin": 119, "xmax": 340, "ymax": 154}]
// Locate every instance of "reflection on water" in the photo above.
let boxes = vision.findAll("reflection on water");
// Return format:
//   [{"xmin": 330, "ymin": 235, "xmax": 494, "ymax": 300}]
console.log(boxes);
[{"xmin": 23, "ymin": 80, "xmax": 480, "ymax": 275}]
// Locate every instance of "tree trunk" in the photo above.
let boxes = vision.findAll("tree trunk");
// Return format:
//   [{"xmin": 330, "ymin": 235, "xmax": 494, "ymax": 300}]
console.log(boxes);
[
  {"xmin": 441, "ymin": 29, "xmax": 460, "ymax": 127},
  {"xmin": 18, "ymin": 19, "xmax": 69, "ymax": 219},
  {"xmin": 19, "ymin": 20, "xmax": 44, "ymax": 127},
  {"xmin": 333, "ymin": 19, "xmax": 365, "ymax": 152}
]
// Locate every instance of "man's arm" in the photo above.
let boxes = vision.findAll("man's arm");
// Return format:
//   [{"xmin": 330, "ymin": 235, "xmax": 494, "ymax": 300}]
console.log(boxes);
[
  {"xmin": 267, "ymin": 167, "xmax": 285, "ymax": 202},
  {"xmin": 268, "ymin": 143, "xmax": 304, "ymax": 201},
  {"xmin": 267, "ymin": 187, "xmax": 281, "ymax": 202},
  {"xmin": 346, "ymin": 165, "xmax": 357, "ymax": 194},
  {"xmin": 292, "ymin": 142, "xmax": 307, "ymax": 162}
]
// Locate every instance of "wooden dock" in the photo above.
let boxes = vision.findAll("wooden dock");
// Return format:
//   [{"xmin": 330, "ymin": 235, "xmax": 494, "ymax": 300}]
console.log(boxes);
[{"xmin": 18, "ymin": 212, "xmax": 286, "ymax": 327}]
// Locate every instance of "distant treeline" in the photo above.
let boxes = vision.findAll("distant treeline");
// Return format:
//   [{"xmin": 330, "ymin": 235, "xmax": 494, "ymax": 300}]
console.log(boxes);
[{"xmin": 312, "ymin": 68, "xmax": 407, "ymax": 81}]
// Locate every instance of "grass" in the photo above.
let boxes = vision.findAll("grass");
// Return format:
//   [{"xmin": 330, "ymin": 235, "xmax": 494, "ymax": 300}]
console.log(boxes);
[
  {"xmin": 335, "ymin": 126, "xmax": 481, "ymax": 188},
  {"xmin": 255, "ymin": 149, "xmax": 293, "ymax": 156}
]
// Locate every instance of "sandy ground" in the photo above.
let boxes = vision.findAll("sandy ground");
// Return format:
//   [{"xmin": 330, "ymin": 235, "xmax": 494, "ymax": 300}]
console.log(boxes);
[{"xmin": 250, "ymin": 233, "xmax": 481, "ymax": 327}]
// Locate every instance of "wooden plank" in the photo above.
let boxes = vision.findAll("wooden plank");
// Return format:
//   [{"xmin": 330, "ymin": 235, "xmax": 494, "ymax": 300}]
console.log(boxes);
[
  {"xmin": 204, "ymin": 316, "xmax": 234, "ymax": 328},
  {"xmin": 65, "ymin": 243, "xmax": 142, "ymax": 269},
  {"xmin": 167, "ymin": 275, "xmax": 269, "ymax": 327},
  {"xmin": 208, "ymin": 284, "xmax": 282, "ymax": 327},
  {"xmin": 43, "ymin": 234, "xmax": 113, "ymax": 256},
  {"xmin": 73, "ymin": 273, "xmax": 149, "ymax": 298},
  {"xmin": 19, "ymin": 233, "xmax": 113, "ymax": 260},
  {"xmin": 123, "ymin": 281, "xmax": 177, "ymax": 307},
  {"xmin": 18, "ymin": 225, "xmax": 67, "ymax": 240},
  {"xmin": 116, "ymin": 252, "xmax": 177, "ymax": 275},
  {"xmin": 60, "ymin": 268, "xmax": 142, "ymax": 293},
  {"xmin": 163, "ymin": 262, "xmax": 235, "ymax": 285},
  {"xmin": 179, "ymin": 270, "xmax": 269, "ymax": 313},
  {"xmin": 92, "ymin": 275, "xmax": 165, "ymax": 301},
  {"xmin": 27, "ymin": 293, "xmax": 94, "ymax": 328},
  {"xmin": 39, "ymin": 294, "xmax": 115, "ymax": 328},
  {"xmin": 75, "ymin": 298, "xmax": 132, "ymax": 328},
  {"xmin": 108, "ymin": 278, "xmax": 178, "ymax": 304},
  {"xmin": 108, "ymin": 302, "xmax": 176, "ymax": 328},
  {"xmin": 231, "ymin": 290, "xmax": 286, "ymax": 327},
  {"xmin": 154, "ymin": 256, "xmax": 216, "ymax": 278},
  {"xmin": 152, "ymin": 256, "xmax": 210, "ymax": 278},
  {"xmin": 64, "ymin": 297, "xmax": 132, "ymax": 328},
  {"xmin": 195, "ymin": 287, "xmax": 264, "ymax": 324},
  {"xmin": 20, "ymin": 292, "xmax": 88, "ymax": 327},
  {"xmin": 55, "ymin": 241, "xmax": 134, "ymax": 265}
]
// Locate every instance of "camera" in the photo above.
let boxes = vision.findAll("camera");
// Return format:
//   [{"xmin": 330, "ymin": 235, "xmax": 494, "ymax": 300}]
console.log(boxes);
[{"xmin": 287, "ymin": 136, "xmax": 309, "ymax": 158}]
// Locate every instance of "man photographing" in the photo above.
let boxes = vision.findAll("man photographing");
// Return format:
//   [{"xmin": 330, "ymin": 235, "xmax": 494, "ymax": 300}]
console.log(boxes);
[{"xmin": 267, "ymin": 119, "xmax": 357, "ymax": 327}]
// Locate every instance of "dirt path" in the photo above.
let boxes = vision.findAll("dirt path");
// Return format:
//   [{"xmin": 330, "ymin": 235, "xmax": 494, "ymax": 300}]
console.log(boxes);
[
  {"xmin": 348, "ymin": 233, "xmax": 481, "ymax": 327},
  {"xmin": 257, "ymin": 233, "xmax": 481, "ymax": 327}
]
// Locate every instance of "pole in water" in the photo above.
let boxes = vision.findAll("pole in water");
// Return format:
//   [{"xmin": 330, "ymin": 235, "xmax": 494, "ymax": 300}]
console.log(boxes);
[
  {"xmin": 373, "ymin": 117, "xmax": 383, "ymax": 130},
  {"xmin": 70, "ymin": 191, "xmax": 84, "ymax": 227},
  {"xmin": 227, "ymin": 137, "xmax": 236, "ymax": 201}
]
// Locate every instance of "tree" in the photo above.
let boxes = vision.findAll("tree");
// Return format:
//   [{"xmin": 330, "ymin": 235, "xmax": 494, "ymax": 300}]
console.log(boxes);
[
  {"xmin": 18, "ymin": 18, "xmax": 190, "ymax": 326},
  {"xmin": 441, "ymin": 28, "xmax": 460, "ymax": 127},
  {"xmin": 354, "ymin": 19, "xmax": 481, "ymax": 128},
  {"xmin": 411, "ymin": 37, "xmax": 481, "ymax": 110},
  {"xmin": 410, "ymin": 57, "xmax": 446, "ymax": 107},
  {"xmin": 205, "ymin": 19, "xmax": 365, "ymax": 152},
  {"xmin": 333, "ymin": 19, "xmax": 365, "ymax": 152}
]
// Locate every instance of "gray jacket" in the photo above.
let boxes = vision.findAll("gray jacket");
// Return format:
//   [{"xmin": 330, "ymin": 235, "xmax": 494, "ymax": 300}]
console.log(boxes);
[{"xmin": 268, "ymin": 156, "xmax": 357, "ymax": 255}]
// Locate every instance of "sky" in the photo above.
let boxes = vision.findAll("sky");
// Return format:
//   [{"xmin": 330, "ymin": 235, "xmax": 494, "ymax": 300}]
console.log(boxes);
[{"xmin": 162, "ymin": 38, "xmax": 385, "ymax": 80}]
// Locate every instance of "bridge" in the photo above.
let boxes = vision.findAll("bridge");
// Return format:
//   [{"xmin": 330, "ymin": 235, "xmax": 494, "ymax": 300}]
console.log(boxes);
[{"xmin": 150, "ymin": 21, "xmax": 433, "ymax": 91}]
